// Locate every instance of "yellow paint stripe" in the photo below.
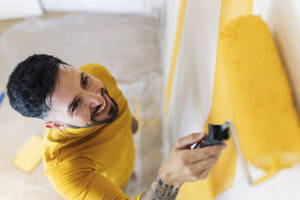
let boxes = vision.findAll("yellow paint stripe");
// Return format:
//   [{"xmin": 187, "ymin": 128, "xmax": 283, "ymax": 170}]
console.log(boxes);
[{"xmin": 164, "ymin": 0, "xmax": 188, "ymax": 116}]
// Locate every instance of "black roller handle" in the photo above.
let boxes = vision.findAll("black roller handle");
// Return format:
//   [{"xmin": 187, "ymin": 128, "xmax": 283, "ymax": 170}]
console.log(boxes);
[{"xmin": 192, "ymin": 122, "xmax": 230, "ymax": 149}]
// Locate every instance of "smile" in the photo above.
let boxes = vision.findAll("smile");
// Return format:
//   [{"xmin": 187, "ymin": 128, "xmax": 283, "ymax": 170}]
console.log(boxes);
[{"xmin": 95, "ymin": 96, "xmax": 111, "ymax": 117}]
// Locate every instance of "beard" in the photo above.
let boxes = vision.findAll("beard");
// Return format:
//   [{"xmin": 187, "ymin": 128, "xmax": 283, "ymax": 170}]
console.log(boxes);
[{"xmin": 67, "ymin": 89, "xmax": 119, "ymax": 129}]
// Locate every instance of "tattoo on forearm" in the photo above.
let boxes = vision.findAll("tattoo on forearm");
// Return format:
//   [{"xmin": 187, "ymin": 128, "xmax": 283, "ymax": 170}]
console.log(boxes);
[{"xmin": 141, "ymin": 177, "xmax": 179, "ymax": 200}]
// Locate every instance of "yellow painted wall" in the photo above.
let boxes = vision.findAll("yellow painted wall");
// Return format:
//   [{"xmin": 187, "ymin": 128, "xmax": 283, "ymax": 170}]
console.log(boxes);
[{"xmin": 164, "ymin": 0, "xmax": 300, "ymax": 199}]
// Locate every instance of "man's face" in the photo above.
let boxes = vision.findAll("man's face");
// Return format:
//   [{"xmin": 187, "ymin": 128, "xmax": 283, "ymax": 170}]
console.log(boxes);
[{"xmin": 45, "ymin": 65, "xmax": 118, "ymax": 129}]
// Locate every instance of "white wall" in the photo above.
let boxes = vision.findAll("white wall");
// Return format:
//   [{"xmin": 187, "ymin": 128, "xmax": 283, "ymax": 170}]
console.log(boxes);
[
  {"xmin": 161, "ymin": 0, "xmax": 181, "ymax": 86},
  {"xmin": 0, "ymin": 0, "xmax": 163, "ymax": 20},
  {"xmin": 162, "ymin": 0, "xmax": 220, "ymax": 158},
  {"xmin": 0, "ymin": 0, "xmax": 42, "ymax": 20},
  {"xmin": 161, "ymin": 0, "xmax": 182, "ymax": 159},
  {"xmin": 41, "ymin": 0, "xmax": 163, "ymax": 16}
]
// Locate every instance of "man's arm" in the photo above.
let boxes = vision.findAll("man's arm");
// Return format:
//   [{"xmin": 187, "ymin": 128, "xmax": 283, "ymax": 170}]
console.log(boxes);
[
  {"xmin": 140, "ymin": 175, "xmax": 179, "ymax": 199},
  {"xmin": 139, "ymin": 132, "xmax": 227, "ymax": 200}
]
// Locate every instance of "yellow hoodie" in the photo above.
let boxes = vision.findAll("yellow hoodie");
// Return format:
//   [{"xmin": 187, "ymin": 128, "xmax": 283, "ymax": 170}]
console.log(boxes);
[{"xmin": 42, "ymin": 63, "xmax": 143, "ymax": 200}]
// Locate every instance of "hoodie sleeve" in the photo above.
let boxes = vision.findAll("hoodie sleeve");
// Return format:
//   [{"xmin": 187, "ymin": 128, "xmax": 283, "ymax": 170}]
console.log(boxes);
[{"xmin": 46, "ymin": 156, "xmax": 144, "ymax": 200}]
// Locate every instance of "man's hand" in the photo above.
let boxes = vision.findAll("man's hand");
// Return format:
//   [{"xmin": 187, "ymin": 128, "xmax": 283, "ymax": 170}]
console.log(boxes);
[
  {"xmin": 158, "ymin": 132, "xmax": 227, "ymax": 187},
  {"xmin": 131, "ymin": 116, "xmax": 139, "ymax": 134},
  {"xmin": 141, "ymin": 132, "xmax": 227, "ymax": 200}
]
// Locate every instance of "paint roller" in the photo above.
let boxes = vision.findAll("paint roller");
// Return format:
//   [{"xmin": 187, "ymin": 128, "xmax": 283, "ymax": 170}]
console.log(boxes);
[
  {"xmin": 13, "ymin": 135, "xmax": 43, "ymax": 173},
  {"xmin": 191, "ymin": 121, "xmax": 254, "ymax": 185}
]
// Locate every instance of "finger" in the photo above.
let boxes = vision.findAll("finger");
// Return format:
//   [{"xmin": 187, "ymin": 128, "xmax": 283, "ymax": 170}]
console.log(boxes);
[
  {"xmin": 191, "ymin": 154, "xmax": 221, "ymax": 171},
  {"xmin": 187, "ymin": 155, "xmax": 220, "ymax": 181},
  {"xmin": 192, "ymin": 168, "xmax": 211, "ymax": 181},
  {"xmin": 199, "ymin": 168, "xmax": 210, "ymax": 179},
  {"xmin": 182, "ymin": 144, "xmax": 227, "ymax": 164},
  {"xmin": 175, "ymin": 132, "xmax": 206, "ymax": 149}
]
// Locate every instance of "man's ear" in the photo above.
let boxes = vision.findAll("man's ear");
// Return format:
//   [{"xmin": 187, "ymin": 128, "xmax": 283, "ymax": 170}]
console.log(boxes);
[{"xmin": 45, "ymin": 121, "xmax": 69, "ymax": 130}]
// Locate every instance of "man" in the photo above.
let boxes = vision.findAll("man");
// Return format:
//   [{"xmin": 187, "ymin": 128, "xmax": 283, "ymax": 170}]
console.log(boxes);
[{"xmin": 6, "ymin": 54, "xmax": 227, "ymax": 200}]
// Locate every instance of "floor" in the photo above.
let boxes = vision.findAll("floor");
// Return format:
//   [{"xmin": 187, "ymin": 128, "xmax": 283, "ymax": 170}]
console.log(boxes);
[{"xmin": 0, "ymin": 12, "xmax": 163, "ymax": 199}]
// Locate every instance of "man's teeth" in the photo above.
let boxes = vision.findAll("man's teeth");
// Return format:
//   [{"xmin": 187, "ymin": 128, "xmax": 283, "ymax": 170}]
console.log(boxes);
[{"xmin": 98, "ymin": 101, "xmax": 106, "ymax": 114}]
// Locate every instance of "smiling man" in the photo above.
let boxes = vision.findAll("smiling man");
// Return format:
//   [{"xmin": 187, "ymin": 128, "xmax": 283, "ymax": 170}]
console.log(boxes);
[
  {"xmin": 7, "ymin": 54, "xmax": 140, "ymax": 199},
  {"xmin": 7, "ymin": 54, "xmax": 226, "ymax": 200}
]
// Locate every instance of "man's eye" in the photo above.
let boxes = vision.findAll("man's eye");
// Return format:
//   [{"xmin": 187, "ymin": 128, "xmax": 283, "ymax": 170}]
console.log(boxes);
[
  {"xmin": 82, "ymin": 75, "xmax": 88, "ymax": 89},
  {"xmin": 72, "ymin": 102, "xmax": 78, "ymax": 112}
]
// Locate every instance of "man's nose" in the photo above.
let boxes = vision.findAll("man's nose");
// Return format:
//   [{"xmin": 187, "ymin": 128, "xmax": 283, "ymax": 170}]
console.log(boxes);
[{"xmin": 85, "ymin": 91, "xmax": 104, "ymax": 107}]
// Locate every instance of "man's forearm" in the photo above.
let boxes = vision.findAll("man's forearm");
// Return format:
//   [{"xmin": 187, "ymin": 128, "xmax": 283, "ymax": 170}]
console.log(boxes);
[{"xmin": 140, "ymin": 176, "xmax": 180, "ymax": 200}]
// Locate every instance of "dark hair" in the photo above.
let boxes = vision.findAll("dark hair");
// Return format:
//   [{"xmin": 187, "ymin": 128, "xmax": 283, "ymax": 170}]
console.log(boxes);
[{"xmin": 6, "ymin": 54, "xmax": 67, "ymax": 119}]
